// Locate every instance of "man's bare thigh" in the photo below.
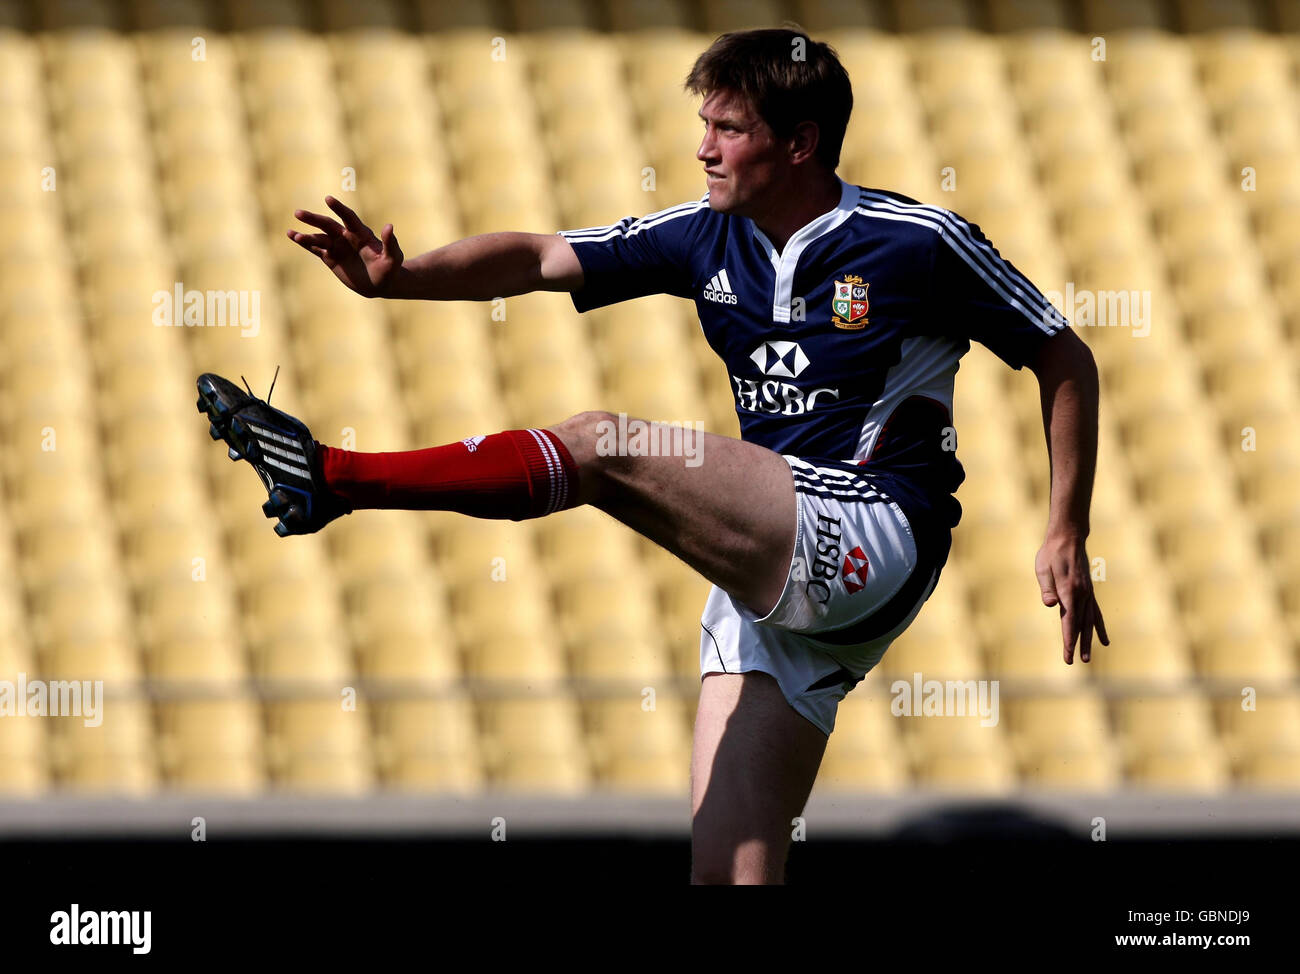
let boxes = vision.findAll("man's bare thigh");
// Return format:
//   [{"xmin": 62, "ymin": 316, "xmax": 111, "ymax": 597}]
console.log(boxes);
[{"xmin": 548, "ymin": 411, "xmax": 797, "ymax": 616}]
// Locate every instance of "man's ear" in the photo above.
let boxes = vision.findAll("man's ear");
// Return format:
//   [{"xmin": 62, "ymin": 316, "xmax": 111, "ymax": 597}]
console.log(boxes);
[{"xmin": 789, "ymin": 120, "xmax": 822, "ymax": 165}]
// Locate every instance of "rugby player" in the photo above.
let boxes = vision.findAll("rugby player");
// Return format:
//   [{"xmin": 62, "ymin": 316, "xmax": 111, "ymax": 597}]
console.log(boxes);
[{"xmin": 198, "ymin": 27, "xmax": 1107, "ymax": 884}]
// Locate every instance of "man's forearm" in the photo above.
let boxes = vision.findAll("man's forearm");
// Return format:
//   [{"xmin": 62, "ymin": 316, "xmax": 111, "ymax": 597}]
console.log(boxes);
[
  {"xmin": 382, "ymin": 232, "xmax": 565, "ymax": 301},
  {"xmin": 1036, "ymin": 337, "xmax": 1099, "ymax": 539}
]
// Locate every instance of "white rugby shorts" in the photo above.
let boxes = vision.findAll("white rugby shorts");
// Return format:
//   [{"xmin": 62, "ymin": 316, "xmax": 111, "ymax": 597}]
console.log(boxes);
[{"xmin": 699, "ymin": 456, "xmax": 941, "ymax": 736}]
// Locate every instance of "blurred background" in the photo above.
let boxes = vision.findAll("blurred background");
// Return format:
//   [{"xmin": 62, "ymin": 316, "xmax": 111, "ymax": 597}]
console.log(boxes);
[{"xmin": 1, "ymin": 0, "xmax": 1299, "ymax": 893}]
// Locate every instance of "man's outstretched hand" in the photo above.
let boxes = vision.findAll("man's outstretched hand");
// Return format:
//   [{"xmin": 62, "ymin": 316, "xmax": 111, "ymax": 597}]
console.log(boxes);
[
  {"xmin": 287, "ymin": 196, "xmax": 404, "ymax": 297},
  {"xmin": 1035, "ymin": 532, "xmax": 1109, "ymax": 665}
]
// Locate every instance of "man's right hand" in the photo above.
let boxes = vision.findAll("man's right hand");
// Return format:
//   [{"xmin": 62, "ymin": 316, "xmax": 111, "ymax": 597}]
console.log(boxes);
[{"xmin": 287, "ymin": 196, "xmax": 405, "ymax": 298}]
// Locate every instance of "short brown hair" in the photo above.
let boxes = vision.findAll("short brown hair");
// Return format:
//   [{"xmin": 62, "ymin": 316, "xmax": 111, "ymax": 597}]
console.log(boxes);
[{"xmin": 685, "ymin": 26, "xmax": 853, "ymax": 170}]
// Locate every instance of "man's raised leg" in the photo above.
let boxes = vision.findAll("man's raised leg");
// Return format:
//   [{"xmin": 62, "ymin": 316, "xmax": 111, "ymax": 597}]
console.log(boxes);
[
  {"xmin": 544, "ymin": 410, "xmax": 797, "ymax": 617},
  {"xmin": 315, "ymin": 408, "xmax": 799, "ymax": 616}
]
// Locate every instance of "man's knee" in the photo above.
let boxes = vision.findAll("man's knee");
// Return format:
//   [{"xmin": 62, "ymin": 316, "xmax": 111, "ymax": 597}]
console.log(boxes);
[
  {"xmin": 544, "ymin": 411, "xmax": 620, "ymax": 502},
  {"xmin": 549, "ymin": 411, "xmax": 617, "ymax": 465}
]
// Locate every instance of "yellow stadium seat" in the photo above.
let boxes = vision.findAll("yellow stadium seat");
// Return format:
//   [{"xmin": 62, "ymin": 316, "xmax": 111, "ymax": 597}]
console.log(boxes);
[
  {"xmin": 568, "ymin": 632, "xmax": 672, "ymax": 682},
  {"xmin": 1194, "ymin": 627, "xmax": 1295, "ymax": 684},
  {"xmin": 157, "ymin": 698, "xmax": 264, "ymax": 792},
  {"xmin": 1195, "ymin": 30, "xmax": 1288, "ymax": 98},
  {"xmin": 1088, "ymin": 622, "xmax": 1194, "ymax": 683},
  {"xmin": 1082, "ymin": 2, "xmax": 1169, "ymax": 33},
  {"xmin": 914, "ymin": 751, "xmax": 1017, "ymax": 794},
  {"xmin": 264, "ymin": 697, "xmax": 374, "ymax": 792},
  {"xmin": 1157, "ymin": 514, "xmax": 1260, "ymax": 586},
  {"xmin": 462, "ymin": 632, "xmax": 568, "ymax": 682},
  {"xmin": 247, "ymin": 630, "xmax": 354, "ymax": 684},
  {"xmin": 1113, "ymin": 692, "xmax": 1217, "ymax": 753},
  {"xmin": 1126, "ymin": 751, "xmax": 1230, "ymax": 792},
  {"xmin": 988, "ymin": 0, "xmax": 1071, "ymax": 32},
  {"xmin": 509, "ymin": 0, "xmax": 595, "ymax": 30},
  {"xmin": 1020, "ymin": 750, "xmax": 1122, "ymax": 790},
  {"xmin": 584, "ymin": 696, "xmax": 690, "ymax": 793},
  {"xmin": 882, "ymin": 622, "xmax": 983, "ymax": 683},
  {"xmin": 0, "ymin": 715, "xmax": 48, "ymax": 796},
  {"xmin": 371, "ymin": 698, "xmax": 484, "ymax": 791},
  {"xmin": 355, "ymin": 633, "xmax": 462, "ymax": 684},
  {"xmin": 1179, "ymin": 571, "xmax": 1285, "ymax": 641},
  {"xmin": 452, "ymin": 578, "xmax": 553, "ymax": 645},
  {"xmin": 49, "ymin": 698, "xmax": 156, "ymax": 794},
  {"xmin": 701, "ymin": 0, "xmax": 789, "ymax": 32},
  {"xmin": 28, "ymin": 575, "xmax": 133, "ymax": 644},
  {"xmin": 1218, "ymin": 101, "xmax": 1300, "ymax": 161},
  {"xmin": 606, "ymin": 0, "xmax": 691, "ymax": 29},
  {"xmin": 432, "ymin": 519, "xmax": 536, "ymax": 585},
  {"xmin": 817, "ymin": 690, "xmax": 910, "ymax": 792},
  {"xmin": 478, "ymin": 696, "xmax": 592, "ymax": 792},
  {"xmin": 1007, "ymin": 691, "xmax": 1111, "ymax": 746},
  {"xmin": 1235, "ymin": 752, "xmax": 1300, "ymax": 789},
  {"xmin": 554, "ymin": 576, "xmax": 660, "ymax": 644},
  {"xmin": 895, "ymin": 1, "xmax": 975, "ymax": 32},
  {"xmin": 979, "ymin": 623, "xmax": 1095, "ymax": 687},
  {"xmin": 144, "ymin": 632, "xmax": 248, "ymax": 685}
]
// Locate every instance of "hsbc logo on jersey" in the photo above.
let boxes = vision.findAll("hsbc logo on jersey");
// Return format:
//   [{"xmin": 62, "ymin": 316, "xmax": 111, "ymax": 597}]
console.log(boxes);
[
  {"xmin": 733, "ymin": 341, "xmax": 839, "ymax": 416},
  {"xmin": 751, "ymin": 341, "xmax": 809, "ymax": 378}
]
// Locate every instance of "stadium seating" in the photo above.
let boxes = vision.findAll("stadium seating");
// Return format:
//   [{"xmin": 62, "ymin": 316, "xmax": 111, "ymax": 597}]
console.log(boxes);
[{"xmin": 0, "ymin": 1, "xmax": 1297, "ymax": 803}]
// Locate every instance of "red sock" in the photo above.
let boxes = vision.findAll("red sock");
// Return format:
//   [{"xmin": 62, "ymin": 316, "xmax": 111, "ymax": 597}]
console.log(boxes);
[{"xmin": 316, "ymin": 428, "xmax": 580, "ymax": 521}]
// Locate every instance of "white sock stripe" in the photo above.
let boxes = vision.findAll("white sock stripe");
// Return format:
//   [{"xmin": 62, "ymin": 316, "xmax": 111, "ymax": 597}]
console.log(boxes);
[
  {"xmin": 538, "ymin": 430, "xmax": 567, "ymax": 513},
  {"xmin": 262, "ymin": 453, "xmax": 313, "ymax": 480},
  {"xmin": 544, "ymin": 434, "xmax": 565, "ymax": 514},
  {"xmin": 526, "ymin": 428, "xmax": 558, "ymax": 515}
]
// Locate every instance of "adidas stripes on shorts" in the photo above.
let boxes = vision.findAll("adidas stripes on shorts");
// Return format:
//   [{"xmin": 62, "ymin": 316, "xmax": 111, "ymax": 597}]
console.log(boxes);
[{"xmin": 699, "ymin": 456, "xmax": 941, "ymax": 736}]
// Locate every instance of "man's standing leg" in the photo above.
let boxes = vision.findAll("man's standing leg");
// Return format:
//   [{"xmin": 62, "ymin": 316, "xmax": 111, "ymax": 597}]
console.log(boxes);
[{"xmin": 689, "ymin": 672, "xmax": 828, "ymax": 884}]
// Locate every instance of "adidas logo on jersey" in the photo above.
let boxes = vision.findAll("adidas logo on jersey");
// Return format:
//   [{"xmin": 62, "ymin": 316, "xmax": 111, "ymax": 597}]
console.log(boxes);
[{"xmin": 703, "ymin": 269, "xmax": 739, "ymax": 305}]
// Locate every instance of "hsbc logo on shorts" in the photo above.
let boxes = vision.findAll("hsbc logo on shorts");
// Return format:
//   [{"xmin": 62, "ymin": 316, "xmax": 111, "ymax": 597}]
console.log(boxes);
[
  {"xmin": 733, "ymin": 341, "xmax": 839, "ymax": 415},
  {"xmin": 796, "ymin": 516, "xmax": 869, "ymax": 607},
  {"xmin": 842, "ymin": 545, "xmax": 870, "ymax": 594}
]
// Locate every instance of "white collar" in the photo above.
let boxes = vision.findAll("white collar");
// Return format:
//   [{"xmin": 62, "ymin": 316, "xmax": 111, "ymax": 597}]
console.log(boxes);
[
  {"xmin": 747, "ymin": 178, "xmax": 860, "ymax": 323},
  {"xmin": 748, "ymin": 177, "xmax": 859, "ymax": 265}
]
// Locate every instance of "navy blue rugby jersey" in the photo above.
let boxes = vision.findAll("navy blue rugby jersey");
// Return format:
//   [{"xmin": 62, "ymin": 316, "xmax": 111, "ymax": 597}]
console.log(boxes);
[{"xmin": 557, "ymin": 179, "xmax": 1069, "ymax": 557}]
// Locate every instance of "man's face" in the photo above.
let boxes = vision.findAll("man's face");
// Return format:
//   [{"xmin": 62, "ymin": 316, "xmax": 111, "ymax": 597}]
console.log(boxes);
[{"xmin": 696, "ymin": 89, "xmax": 787, "ymax": 217}]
